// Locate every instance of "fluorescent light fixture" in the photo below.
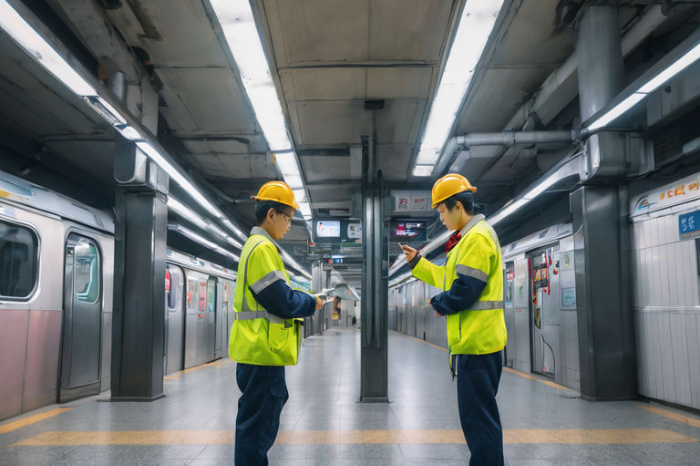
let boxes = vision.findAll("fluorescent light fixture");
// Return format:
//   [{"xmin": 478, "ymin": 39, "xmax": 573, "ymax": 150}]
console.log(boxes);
[
  {"xmin": 282, "ymin": 174, "xmax": 304, "ymax": 189},
  {"xmin": 0, "ymin": 1, "xmax": 97, "ymax": 96},
  {"xmin": 638, "ymin": 43, "xmax": 700, "ymax": 93},
  {"xmin": 137, "ymin": 142, "xmax": 222, "ymax": 218},
  {"xmin": 117, "ymin": 125, "xmax": 143, "ymax": 141},
  {"xmin": 223, "ymin": 219, "xmax": 248, "ymax": 241},
  {"xmin": 227, "ymin": 237, "xmax": 243, "ymax": 249},
  {"xmin": 413, "ymin": 0, "xmax": 504, "ymax": 175},
  {"xmin": 83, "ymin": 96, "xmax": 127, "ymax": 126},
  {"xmin": 523, "ymin": 173, "xmax": 559, "ymax": 200},
  {"xmin": 275, "ymin": 151, "xmax": 302, "ymax": 181},
  {"xmin": 171, "ymin": 225, "xmax": 240, "ymax": 262},
  {"xmin": 412, "ymin": 165, "xmax": 434, "ymax": 177},
  {"xmin": 293, "ymin": 189, "xmax": 307, "ymax": 203},
  {"xmin": 586, "ymin": 93, "xmax": 645, "ymax": 131},
  {"xmin": 210, "ymin": 0, "xmax": 292, "ymax": 152},
  {"xmin": 487, "ymin": 198, "xmax": 528, "ymax": 226},
  {"xmin": 298, "ymin": 202, "xmax": 312, "ymax": 219},
  {"xmin": 587, "ymin": 42, "xmax": 700, "ymax": 131}
]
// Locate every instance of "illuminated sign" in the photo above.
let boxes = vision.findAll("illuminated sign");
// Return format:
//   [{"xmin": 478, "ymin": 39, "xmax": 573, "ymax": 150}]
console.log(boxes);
[{"xmin": 315, "ymin": 220, "xmax": 341, "ymax": 238}]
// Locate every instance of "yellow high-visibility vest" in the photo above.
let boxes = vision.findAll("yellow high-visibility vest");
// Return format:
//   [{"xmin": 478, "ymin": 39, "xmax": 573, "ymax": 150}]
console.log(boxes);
[
  {"xmin": 412, "ymin": 215, "xmax": 507, "ymax": 355},
  {"xmin": 228, "ymin": 231, "xmax": 301, "ymax": 365}
]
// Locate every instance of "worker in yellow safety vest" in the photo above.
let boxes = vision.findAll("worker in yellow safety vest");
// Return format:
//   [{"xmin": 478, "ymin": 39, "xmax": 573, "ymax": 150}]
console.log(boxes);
[
  {"xmin": 229, "ymin": 180, "xmax": 323, "ymax": 466},
  {"xmin": 401, "ymin": 173, "xmax": 507, "ymax": 466}
]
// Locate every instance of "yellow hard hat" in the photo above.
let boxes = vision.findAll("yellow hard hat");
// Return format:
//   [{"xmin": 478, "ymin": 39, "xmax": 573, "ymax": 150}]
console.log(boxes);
[
  {"xmin": 251, "ymin": 181, "xmax": 299, "ymax": 210},
  {"xmin": 431, "ymin": 174, "xmax": 477, "ymax": 208}
]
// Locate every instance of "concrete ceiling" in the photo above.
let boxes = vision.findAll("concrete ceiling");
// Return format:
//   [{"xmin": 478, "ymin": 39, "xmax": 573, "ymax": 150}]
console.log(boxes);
[{"xmin": 0, "ymin": 0, "xmax": 693, "ymax": 281}]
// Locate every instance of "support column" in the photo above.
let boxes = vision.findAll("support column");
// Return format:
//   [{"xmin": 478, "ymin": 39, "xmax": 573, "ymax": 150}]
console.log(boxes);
[
  {"xmin": 360, "ymin": 100, "xmax": 389, "ymax": 401},
  {"xmin": 572, "ymin": 4, "xmax": 636, "ymax": 400},
  {"xmin": 111, "ymin": 144, "xmax": 169, "ymax": 401}
]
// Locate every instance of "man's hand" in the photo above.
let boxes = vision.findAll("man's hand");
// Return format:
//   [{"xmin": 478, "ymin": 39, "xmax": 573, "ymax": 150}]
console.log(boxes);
[
  {"xmin": 401, "ymin": 244, "xmax": 418, "ymax": 263},
  {"xmin": 315, "ymin": 295, "xmax": 324, "ymax": 310}
]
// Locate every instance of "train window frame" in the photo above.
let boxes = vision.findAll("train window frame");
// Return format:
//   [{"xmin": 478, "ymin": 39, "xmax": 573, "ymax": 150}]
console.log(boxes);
[
  {"xmin": 70, "ymin": 235, "xmax": 102, "ymax": 305},
  {"xmin": 166, "ymin": 265, "xmax": 182, "ymax": 312},
  {"xmin": 0, "ymin": 218, "xmax": 40, "ymax": 301}
]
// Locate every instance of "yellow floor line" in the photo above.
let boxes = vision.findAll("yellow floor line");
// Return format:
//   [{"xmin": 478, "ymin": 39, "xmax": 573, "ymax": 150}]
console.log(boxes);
[
  {"xmin": 637, "ymin": 405, "xmax": 700, "ymax": 429},
  {"xmin": 10, "ymin": 428, "xmax": 697, "ymax": 446},
  {"xmin": 163, "ymin": 359, "xmax": 224, "ymax": 380},
  {"xmin": 0, "ymin": 408, "xmax": 72, "ymax": 435},
  {"xmin": 405, "ymin": 334, "xmax": 570, "ymax": 391}
]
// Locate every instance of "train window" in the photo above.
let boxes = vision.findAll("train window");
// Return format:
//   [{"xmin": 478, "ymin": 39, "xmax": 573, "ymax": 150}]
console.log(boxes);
[
  {"xmin": 207, "ymin": 278, "xmax": 216, "ymax": 313},
  {"xmin": 166, "ymin": 267, "xmax": 181, "ymax": 312},
  {"xmin": 74, "ymin": 238, "xmax": 100, "ymax": 303},
  {"xmin": 0, "ymin": 220, "xmax": 38, "ymax": 299},
  {"xmin": 187, "ymin": 279, "xmax": 196, "ymax": 309}
]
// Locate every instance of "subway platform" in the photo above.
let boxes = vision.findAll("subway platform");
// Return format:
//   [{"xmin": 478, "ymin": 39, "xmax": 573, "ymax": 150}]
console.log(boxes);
[{"xmin": 1, "ymin": 328, "xmax": 700, "ymax": 466}]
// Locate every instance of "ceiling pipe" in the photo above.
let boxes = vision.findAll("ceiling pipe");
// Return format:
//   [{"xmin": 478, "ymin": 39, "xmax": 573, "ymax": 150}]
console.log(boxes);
[
  {"xmin": 433, "ymin": 130, "xmax": 576, "ymax": 175},
  {"xmin": 431, "ymin": 5, "xmax": 668, "ymax": 180}
]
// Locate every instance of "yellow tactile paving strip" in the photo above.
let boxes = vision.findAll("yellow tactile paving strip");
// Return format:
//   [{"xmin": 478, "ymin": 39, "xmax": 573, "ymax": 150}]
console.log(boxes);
[
  {"xmin": 164, "ymin": 358, "xmax": 231, "ymax": 380},
  {"xmin": 0, "ymin": 408, "xmax": 72, "ymax": 435},
  {"xmin": 405, "ymin": 335, "xmax": 570, "ymax": 391},
  {"xmin": 638, "ymin": 405, "xmax": 700, "ymax": 429},
  {"xmin": 10, "ymin": 428, "xmax": 698, "ymax": 446}
]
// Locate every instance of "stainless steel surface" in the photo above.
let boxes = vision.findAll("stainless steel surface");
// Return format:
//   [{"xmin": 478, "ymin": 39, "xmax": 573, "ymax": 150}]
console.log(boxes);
[
  {"xmin": 215, "ymin": 279, "xmax": 224, "ymax": 360},
  {"xmin": 184, "ymin": 270, "xmax": 208, "ymax": 369},
  {"xmin": 576, "ymin": 4, "xmax": 624, "ymax": 122},
  {"xmin": 360, "ymin": 131, "xmax": 389, "ymax": 402},
  {"xmin": 513, "ymin": 258, "xmax": 531, "ymax": 375},
  {"xmin": 22, "ymin": 310, "xmax": 62, "ymax": 412},
  {"xmin": 59, "ymin": 234, "xmax": 102, "ymax": 402},
  {"xmin": 165, "ymin": 265, "xmax": 185, "ymax": 375},
  {"xmin": 571, "ymin": 186, "xmax": 636, "ymax": 400},
  {"xmin": 630, "ymin": 197, "xmax": 700, "ymax": 408},
  {"xmin": 0, "ymin": 310, "xmax": 28, "ymax": 420}
]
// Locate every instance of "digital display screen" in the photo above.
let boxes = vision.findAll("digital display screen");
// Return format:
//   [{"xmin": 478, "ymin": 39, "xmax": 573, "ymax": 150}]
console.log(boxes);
[
  {"xmin": 315, "ymin": 220, "xmax": 341, "ymax": 238},
  {"xmin": 393, "ymin": 221, "xmax": 425, "ymax": 239}
]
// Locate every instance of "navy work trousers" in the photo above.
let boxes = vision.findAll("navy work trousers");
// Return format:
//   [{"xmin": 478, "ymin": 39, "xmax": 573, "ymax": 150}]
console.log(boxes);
[
  {"xmin": 456, "ymin": 351, "xmax": 504, "ymax": 466},
  {"xmin": 235, "ymin": 363, "xmax": 288, "ymax": 466}
]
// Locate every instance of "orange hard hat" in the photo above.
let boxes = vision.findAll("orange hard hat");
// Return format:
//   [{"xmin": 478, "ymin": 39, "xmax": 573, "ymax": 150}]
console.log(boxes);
[
  {"xmin": 251, "ymin": 181, "xmax": 299, "ymax": 210},
  {"xmin": 431, "ymin": 174, "xmax": 477, "ymax": 208}
]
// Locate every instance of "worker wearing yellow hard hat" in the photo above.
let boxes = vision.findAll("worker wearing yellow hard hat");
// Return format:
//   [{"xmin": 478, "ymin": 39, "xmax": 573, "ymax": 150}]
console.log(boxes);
[
  {"xmin": 402, "ymin": 173, "xmax": 507, "ymax": 466},
  {"xmin": 230, "ymin": 180, "xmax": 323, "ymax": 465}
]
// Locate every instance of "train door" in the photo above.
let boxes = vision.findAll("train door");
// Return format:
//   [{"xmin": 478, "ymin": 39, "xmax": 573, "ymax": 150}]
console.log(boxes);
[
  {"xmin": 184, "ymin": 271, "xmax": 206, "ymax": 369},
  {"xmin": 512, "ymin": 258, "xmax": 530, "ymax": 374},
  {"xmin": 59, "ymin": 234, "xmax": 102, "ymax": 402},
  {"xmin": 164, "ymin": 264, "xmax": 185, "ymax": 374},
  {"xmin": 206, "ymin": 277, "xmax": 217, "ymax": 361},
  {"xmin": 529, "ymin": 247, "xmax": 559, "ymax": 378},
  {"xmin": 214, "ymin": 278, "xmax": 224, "ymax": 359},
  {"xmin": 503, "ymin": 261, "xmax": 515, "ymax": 368}
]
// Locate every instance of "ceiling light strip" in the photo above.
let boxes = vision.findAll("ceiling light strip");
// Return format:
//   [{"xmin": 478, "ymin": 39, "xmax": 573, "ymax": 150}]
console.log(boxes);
[
  {"xmin": 586, "ymin": 41, "xmax": 700, "ymax": 131},
  {"xmin": 209, "ymin": 0, "xmax": 312, "ymax": 220},
  {"xmin": 412, "ymin": 0, "xmax": 505, "ymax": 177}
]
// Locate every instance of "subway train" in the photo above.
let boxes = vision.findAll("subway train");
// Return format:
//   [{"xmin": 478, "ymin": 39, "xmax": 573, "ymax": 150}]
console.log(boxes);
[
  {"xmin": 389, "ymin": 170, "xmax": 700, "ymax": 408},
  {"xmin": 0, "ymin": 169, "xmax": 241, "ymax": 421}
]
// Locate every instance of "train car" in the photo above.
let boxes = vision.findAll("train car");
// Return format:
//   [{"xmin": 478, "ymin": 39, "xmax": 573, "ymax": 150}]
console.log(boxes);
[
  {"xmin": 630, "ymin": 173, "xmax": 700, "ymax": 409},
  {"xmin": 164, "ymin": 249, "xmax": 236, "ymax": 373},
  {"xmin": 388, "ymin": 223, "xmax": 580, "ymax": 390},
  {"xmin": 0, "ymin": 170, "xmax": 238, "ymax": 421},
  {"xmin": 501, "ymin": 223, "xmax": 579, "ymax": 391},
  {"xmin": 0, "ymin": 171, "xmax": 114, "ymax": 419}
]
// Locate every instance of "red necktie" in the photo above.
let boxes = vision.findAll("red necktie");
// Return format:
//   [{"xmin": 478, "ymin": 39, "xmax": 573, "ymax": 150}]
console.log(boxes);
[{"xmin": 444, "ymin": 232, "xmax": 461, "ymax": 252}]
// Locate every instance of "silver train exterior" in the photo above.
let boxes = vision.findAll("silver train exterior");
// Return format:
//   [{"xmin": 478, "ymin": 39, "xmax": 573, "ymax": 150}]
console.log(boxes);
[
  {"xmin": 630, "ymin": 173, "xmax": 700, "ymax": 410},
  {"xmin": 0, "ymin": 170, "xmax": 238, "ymax": 421},
  {"xmin": 388, "ymin": 224, "xmax": 581, "ymax": 391},
  {"xmin": 389, "ymin": 171, "xmax": 700, "ymax": 409}
]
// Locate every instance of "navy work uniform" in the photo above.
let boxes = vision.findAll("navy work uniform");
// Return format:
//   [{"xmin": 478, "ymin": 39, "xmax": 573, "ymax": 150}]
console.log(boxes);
[
  {"xmin": 229, "ymin": 226, "xmax": 316, "ymax": 465},
  {"xmin": 410, "ymin": 212, "xmax": 507, "ymax": 465}
]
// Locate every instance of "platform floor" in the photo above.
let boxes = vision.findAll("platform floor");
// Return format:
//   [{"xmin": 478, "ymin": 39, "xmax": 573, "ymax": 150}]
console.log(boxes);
[{"xmin": 2, "ymin": 328, "xmax": 700, "ymax": 465}]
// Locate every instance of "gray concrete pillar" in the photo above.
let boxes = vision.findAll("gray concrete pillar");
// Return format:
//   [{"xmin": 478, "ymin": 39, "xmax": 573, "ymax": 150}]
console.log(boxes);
[
  {"xmin": 111, "ymin": 144, "xmax": 169, "ymax": 401},
  {"xmin": 573, "ymin": 4, "xmax": 636, "ymax": 400}
]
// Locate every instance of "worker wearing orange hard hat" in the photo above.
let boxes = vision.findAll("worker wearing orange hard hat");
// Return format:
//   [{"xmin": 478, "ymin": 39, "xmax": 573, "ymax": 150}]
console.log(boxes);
[
  {"xmin": 229, "ymin": 180, "xmax": 323, "ymax": 465},
  {"xmin": 402, "ymin": 173, "xmax": 507, "ymax": 466}
]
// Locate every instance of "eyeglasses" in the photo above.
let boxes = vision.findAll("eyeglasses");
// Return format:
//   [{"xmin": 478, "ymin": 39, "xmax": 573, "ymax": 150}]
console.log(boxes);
[{"xmin": 275, "ymin": 210, "xmax": 293, "ymax": 225}]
